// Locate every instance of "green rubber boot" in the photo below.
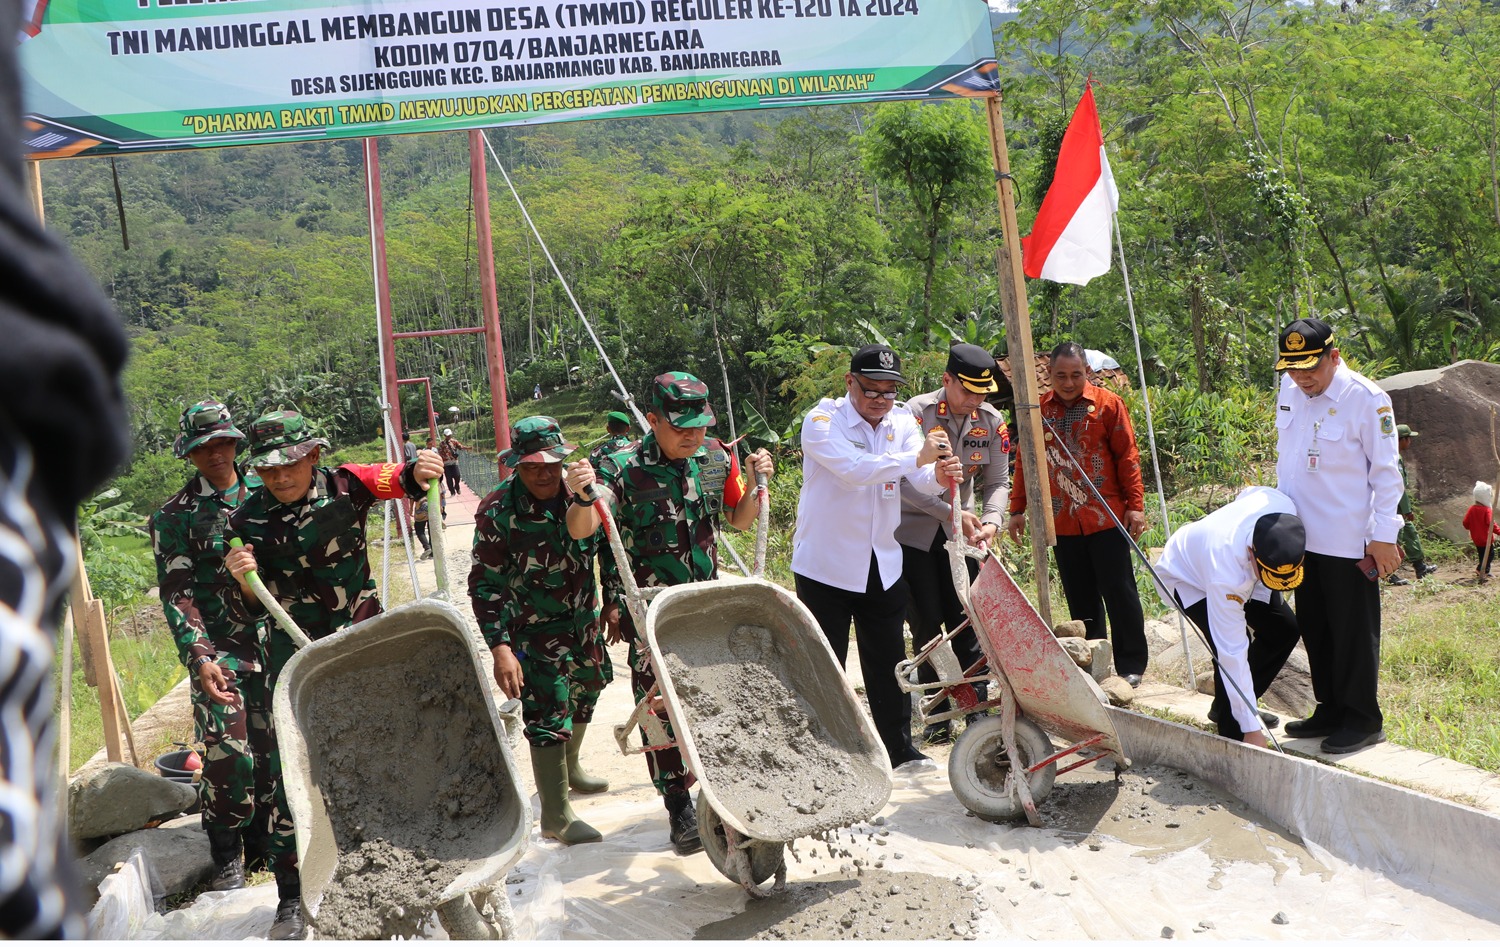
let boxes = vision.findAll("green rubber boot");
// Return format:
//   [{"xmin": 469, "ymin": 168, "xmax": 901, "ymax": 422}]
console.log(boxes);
[
  {"xmin": 530, "ymin": 744, "xmax": 602, "ymax": 845},
  {"xmin": 566, "ymin": 723, "xmax": 609, "ymax": 795}
]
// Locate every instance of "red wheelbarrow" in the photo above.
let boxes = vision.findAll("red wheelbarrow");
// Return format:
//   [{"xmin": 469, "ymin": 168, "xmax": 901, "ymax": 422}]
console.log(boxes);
[{"xmin": 896, "ymin": 490, "xmax": 1129, "ymax": 826}]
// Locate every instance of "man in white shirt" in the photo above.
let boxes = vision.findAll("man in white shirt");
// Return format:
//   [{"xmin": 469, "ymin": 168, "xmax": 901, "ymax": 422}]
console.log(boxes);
[
  {"xmin": 792, "ymin": 343, "xmax": 962, "ymax": 768},
  {"xmin": 1273, "ymin": 318, "xmax": 1403, "ymax": 754},
  {"xmin": 1154, "ymin": 487, "xmax": 1305, "ymax": 747}
]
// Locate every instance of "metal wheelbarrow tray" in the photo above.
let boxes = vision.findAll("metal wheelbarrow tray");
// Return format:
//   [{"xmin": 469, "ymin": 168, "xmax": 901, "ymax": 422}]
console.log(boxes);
[
  {"xmin": 620, "ymin": 576, "xmax": 893, "ymax": 894},
  {"xmin": 272, "ymin": 598, "xmax": 528, "ymax": 938}
]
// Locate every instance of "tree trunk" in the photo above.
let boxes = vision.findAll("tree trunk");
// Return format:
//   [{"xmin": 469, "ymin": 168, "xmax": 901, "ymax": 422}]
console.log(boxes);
[{"xmin": 1190, "ymin": 280, "xmax": 1210, "ymax": 394}]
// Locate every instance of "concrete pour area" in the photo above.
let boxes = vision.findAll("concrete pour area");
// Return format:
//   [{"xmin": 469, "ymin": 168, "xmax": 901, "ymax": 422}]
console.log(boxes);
[{"xmin": 116, "ymin": 523, "xmax": 1500, "ymax": 939}]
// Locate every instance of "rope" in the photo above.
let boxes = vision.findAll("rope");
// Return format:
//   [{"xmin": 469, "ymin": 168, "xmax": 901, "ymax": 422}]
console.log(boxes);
[{"xmin": 478, "ymin": 131, "xmax": 649, "ymax": 435}]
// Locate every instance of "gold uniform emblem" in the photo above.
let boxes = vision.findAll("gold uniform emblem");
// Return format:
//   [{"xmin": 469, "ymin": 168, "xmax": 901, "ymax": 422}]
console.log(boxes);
[{"xmin": 1285, "ymin": 331, "xmax": 1306, "ymax": 351}]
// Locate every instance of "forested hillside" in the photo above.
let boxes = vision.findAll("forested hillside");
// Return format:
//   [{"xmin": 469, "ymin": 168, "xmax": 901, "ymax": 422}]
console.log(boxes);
[{"xmin": 40, "ymin": 0, "xmax": 1500, "ymax": 521}]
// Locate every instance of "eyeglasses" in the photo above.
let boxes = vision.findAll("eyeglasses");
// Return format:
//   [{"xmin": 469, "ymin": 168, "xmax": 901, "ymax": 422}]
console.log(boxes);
[{"xmin": 861, "ymin": 389, "xmax": 899, "ymax": 401}]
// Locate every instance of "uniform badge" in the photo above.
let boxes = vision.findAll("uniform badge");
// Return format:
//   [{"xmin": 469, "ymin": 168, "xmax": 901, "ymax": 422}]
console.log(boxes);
[
  {"xmin": 1000, "ymin": 431, "xmax": 1012, "ymax": 452},
  {"xmin": 1226, "ymin": 593, "xmax": 1244, "ymax": 605},
  {"xmin": 936, "ymin": 402, "xmax": 949, "ymax": 417},
  {"xmin": 1377, "ymin": 405, "xmax": 1392, "ymax": 415},
  {"xmin": 1285, "ymin": 331, "xmax": 1306, "ymax": 351},
  {"xmin": 1087, "ymin": 404, "xmax": 1096, "ymax": 413},
  {"xmin": 970, "ymin": 451, "xmax": 983, "ymax": 462},
  {"xmin": 811, "ymin": 414, "xmax": 830, "ymax": 423},
  {"xmin": 1044, "ymin": 431, "xmax": 1053, "ymax": 441},
  {"xmin": 1380, "ymin": 414, "xmax": 1395, "ymax": 435},
  {"xmin": 1328, "ymin": 408, "xmax": 1337, "ymax": 416},
  {"xmin": 969, "ymin": 427, "xmax": 990, "ymax": 438}
]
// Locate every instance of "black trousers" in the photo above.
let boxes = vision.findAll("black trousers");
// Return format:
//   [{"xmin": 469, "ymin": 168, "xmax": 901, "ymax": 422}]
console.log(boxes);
[
  {"xmin": 1178, "ymin": 592, "xmax": 1300, "ymax": 740},
  {"xmin": 1296, "ymin": 552, "xmax": 1383, "ymax": 734},
  {"xmin": 443, "ymin": 462, "xmax": 461, "ymax": 495},
  {"xmin": 902, "ymin": 532, "xmax": 985, "ymax": 712},
  {"xmin": 795, "ymin": 556, "xmax": 918, "ymax": 765},
  {"xmin": 1053, "ymin": 528, "xmax": 1148, "ymax": 676},
  {"xmin": 413, "ymin": 519, "xmax": 430, "ymax": 551}
]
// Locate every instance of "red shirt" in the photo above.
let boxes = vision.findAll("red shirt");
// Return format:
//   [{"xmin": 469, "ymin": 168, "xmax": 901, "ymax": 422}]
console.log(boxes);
[
  {"xmin": 1009, "ymin": 382, "xmax": 1145, "ymax": 536},
  {"xmin": 1462, "ymin": 504, "xmax": 1500, "ymax": 545}
]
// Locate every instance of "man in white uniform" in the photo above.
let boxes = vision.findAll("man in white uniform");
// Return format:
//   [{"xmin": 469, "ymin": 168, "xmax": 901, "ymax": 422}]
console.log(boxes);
[
  {"xmin": 1273, "ymin": 318, "xmax": 1403, "ymax": 754},
  {"xmin": 1154, "ymin": 487, "xmax": 1305, "ymax": 746},
  {"xmin": 792, "ymin": 343, "xmax": 962, "ymax": 768}
]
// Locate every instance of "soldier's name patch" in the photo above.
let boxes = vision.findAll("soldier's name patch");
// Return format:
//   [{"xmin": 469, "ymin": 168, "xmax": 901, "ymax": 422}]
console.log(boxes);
[{"xmin": 1279, "ymin": 404, "xmax": 1291, "ymax": 411}]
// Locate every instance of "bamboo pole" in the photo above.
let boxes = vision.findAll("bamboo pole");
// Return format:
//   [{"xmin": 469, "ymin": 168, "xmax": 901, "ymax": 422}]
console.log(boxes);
[{"xmin": 984, "ymin": 93, "xmax": 1056, "ymax": 626}]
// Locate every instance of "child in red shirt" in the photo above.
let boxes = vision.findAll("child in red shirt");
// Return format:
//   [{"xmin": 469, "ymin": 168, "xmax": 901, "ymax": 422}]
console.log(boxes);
[{"xmin": 1462, "ymin": 481, "xmax": 1500, "ymax": 579}]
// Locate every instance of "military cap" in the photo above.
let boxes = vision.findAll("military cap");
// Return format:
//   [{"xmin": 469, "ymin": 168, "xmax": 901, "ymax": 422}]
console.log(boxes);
[
  {"xmin": 606, "ymin": 410, "xmax": 632, "ymax": 426},
  {"xmin": 849, "ymin": 343, "xmax": 904, "ymax": 383},
  {"xmin": 500, "ymin": 416, "xmax": 577, "ymax": 466},
  {"xmin": 1396, "ymin": 424, "xmax": 1418, "ymax": 438},
  {"xmin": 1252, "ymin": 512, "xmax": 1306, "ymax": 592},
  {"xmin": 245, "ymin": 410, "xmax": 330, "ymax": 468},
  {"xmin": 1275, "ymin": 318, "xmax": 1335, "ymax": 371},
  {"xmin": 651, "ymin": 372, "xmax": 716, "ymax": 429},
  {"xmin": 947, "ymin": 343, "xmax": 1000, "ymax": 394},
  {"xmin": 173, "ymin": 399, "xmax": 245, "ymax": 459}
]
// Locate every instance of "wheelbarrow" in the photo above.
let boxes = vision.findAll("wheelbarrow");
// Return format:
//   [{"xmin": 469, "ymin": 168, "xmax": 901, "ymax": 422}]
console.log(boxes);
[
  {"xmin": 896, "ymin": 484, "xmax": 1129, "ymax": 826},
  {"xmin": 594, "ymin": 474, "xmax": 893, "ymax": 898},
  {"xmin": 245, "ymin": 479, "xmax": 529, "ymax": 938}
]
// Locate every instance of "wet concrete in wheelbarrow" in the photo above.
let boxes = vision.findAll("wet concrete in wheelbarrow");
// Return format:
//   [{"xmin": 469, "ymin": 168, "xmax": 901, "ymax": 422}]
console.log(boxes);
[{"xmin": 297, "ymin": 631, "xmax": 513, "ymax": 939}]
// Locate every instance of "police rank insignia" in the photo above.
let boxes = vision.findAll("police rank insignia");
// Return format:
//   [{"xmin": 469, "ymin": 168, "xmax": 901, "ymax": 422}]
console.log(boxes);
[{"xmin": 968, "ymin": 427, "xmax": 990, "ymax": 438}]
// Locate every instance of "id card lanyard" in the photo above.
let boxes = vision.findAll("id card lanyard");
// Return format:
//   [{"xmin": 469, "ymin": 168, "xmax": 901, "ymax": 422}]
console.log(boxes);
[{"xmin": 1307, "ymin": 419, "xmax": 1322, "ymax": 473}]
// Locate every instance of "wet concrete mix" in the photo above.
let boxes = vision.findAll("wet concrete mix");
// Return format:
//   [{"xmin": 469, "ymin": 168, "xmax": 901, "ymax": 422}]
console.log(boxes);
[
  {"xmin": 297, "ymin": 629, "xmax": 516, "ymax": 938},
  {"xmin": 663, "ymin": 623, "xmax": 888, "ymax": 839}
]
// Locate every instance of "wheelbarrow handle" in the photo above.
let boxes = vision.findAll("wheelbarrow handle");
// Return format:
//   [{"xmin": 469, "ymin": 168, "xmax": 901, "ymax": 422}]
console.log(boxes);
[
  {"xmin": 752, "ymin": 468, "xmax": 770, "ymax": 578},
  {"xmin": 227, "ymin": 538, "xmax": 314, "ymax": 650},
  {"xmin": 584, "ymin": 484, "xmax": 650, "ymax": 632},
  {"xmin": 425, "ymin": 477, "xmax": 449, "ymax": 598}
]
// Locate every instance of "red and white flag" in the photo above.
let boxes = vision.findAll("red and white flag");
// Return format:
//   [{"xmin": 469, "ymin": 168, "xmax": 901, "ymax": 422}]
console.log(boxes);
[{"xmin": 1021, "ymin": 84, "xmax": 1119, "ymax": 286}]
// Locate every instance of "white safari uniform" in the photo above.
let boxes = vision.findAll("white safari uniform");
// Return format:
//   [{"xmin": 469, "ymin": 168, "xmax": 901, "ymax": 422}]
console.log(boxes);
[
  {"xmin": 793, "ymin": 395, "xmax": 942, "ymax": 592},
  {"xmin": 1154, "ymin": 486, "xmax": 1295, "ymax": 735},
  {"xmin": 1274, "ymin": 365, "xmax": 1403, "ymax": 558}
]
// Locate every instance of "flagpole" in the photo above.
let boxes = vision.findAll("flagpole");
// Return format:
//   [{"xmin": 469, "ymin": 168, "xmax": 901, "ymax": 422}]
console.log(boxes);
[
  {"xmin": 984, "ymin": 92, "xmax": 1056, "ymax": 627},
  {"xmin": 1112, "ymin": 212, "xmax": 1197, "ymax": 688}
]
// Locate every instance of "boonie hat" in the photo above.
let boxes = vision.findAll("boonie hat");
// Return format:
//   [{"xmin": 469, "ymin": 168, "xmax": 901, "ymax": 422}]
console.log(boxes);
[
  {"xmin": 1251, "ymin": 512, "xmax": 1306, "ymax": 592},
  {"xmin": 174, "ymin": 399, "xmax": 245, "ymax": 459},
  {"xmin": 500, "ymin": 416, "xmax": 576, "ymax": 466},
  {"xmin": 246, "ymin": 410, "xmax": 330, "ymax": 469},
  {"xmin": 651, "ymin": 372, "xmax": 716, "ymax": 429},
  {"xmin": 1396, "ymin": 424, "xmax": 1418, "ymax": 438},
  {"xmin": 1275, "ymin": 318, "xmax": 1334, "ymax": 371},
  {"xmin": 947, "ymin": 343, "xmax": 1000, "ymax": 394},
  {"xmin": 850, "ymin": 343, "xmax": 904, "ymax": 383},
  {"xmin": 606, "ymin": 410, "xmax": 632, "ymax": 426},
  {"xmin": 443, "ymin": 428, "xmax": 453, "ymax": 436}
]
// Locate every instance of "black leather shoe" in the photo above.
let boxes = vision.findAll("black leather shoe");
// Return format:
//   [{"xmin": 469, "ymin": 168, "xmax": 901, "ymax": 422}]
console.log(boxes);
[
  {"xmin": 1123, "ymin": 674, "xmax": 1143, "ymax": 688},
  {"xmin": 1385, "ymin": 573, "xmax": 1410, "ymax": 586},
  {"xmin": 1321, "ymin": 729, "xmax": 1386, "ymax": 754},
  {"xmin": 922, "ymin": 722, "xmax": 952, "ymax": 745},
  {"xmin": 1416, "ymin": 561, "xmax": 1438, "ymax": 579},
  {"xmin": 1258, "ymin": 710, "xmax": 1280, "ymax": 729},
  {"xmin": 270, "ymin": 897, "xmax": 305, "ymax": 940},
  {"xmin": 1284, "ymin": 716, "xmax": 1339, "ymax": 739},
  {"xmin": 665, "ymin": 793, "xmax": 702, "ymax": 856}
]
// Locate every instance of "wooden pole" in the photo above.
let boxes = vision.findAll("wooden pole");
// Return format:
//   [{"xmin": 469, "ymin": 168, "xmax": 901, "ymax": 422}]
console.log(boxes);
[
  {"xmin": 984, "ymin": 93, "xmax": 1056, "ymax": 627},
  {"xmin": 71, "ymin": 548, "xmax": 126, "ymax": 764}
]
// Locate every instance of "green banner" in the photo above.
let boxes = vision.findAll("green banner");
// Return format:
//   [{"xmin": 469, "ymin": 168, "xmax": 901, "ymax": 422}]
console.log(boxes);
[{"xmin": 18, "ymin": 0, "xmax": 997, "ymax": 159}]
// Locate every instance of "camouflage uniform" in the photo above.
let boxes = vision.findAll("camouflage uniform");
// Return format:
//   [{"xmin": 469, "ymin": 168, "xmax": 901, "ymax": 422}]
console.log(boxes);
[
  {"xmin": 1396, "ymin": 456, "xmax": 1425, "ymax": 563},
  {"xmin": 589, "ymin": 432, "xmax": 635, "ymax": 469},
  {"xmin": 223, "ymin": 410, "xmax": 429, "ymax": 872},
  {"xmin": 149, "ymin": 401, "xmax": 275, "ymax": 848},
  {"xmin": 596, "ymin": 376, "xmax": 746, "ymax": 795},
  {"xmin": 469, "ymin": 470, "xmax": 612, "ymax": 748}
]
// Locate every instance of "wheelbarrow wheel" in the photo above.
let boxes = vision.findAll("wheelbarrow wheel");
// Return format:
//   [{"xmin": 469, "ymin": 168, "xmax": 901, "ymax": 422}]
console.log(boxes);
[
  {"xmin": 949, "ymin": 715, "xmax": 1057, "ymax": 820},
  {"xmin": 697, "ymin": 791, "xmax": 784, "ymax": 887}
]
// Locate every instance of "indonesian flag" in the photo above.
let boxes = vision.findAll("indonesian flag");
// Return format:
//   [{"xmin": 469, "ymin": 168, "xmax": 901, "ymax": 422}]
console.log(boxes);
[{"xmin": 1021, "ymin": 85, "xmax": 1120, "ymax": 286}]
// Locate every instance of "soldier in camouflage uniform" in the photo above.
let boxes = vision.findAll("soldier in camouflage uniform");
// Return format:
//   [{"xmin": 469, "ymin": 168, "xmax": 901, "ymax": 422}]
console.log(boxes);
[
  {"xmin": 1388, "ymin": 424, "xmax": 1437, "ymax": 585},
  {"xmin": 222, "ymin": 410, "xmax": 443, "ymax": 940},
  {"xmin": 588, "ymin": 410, "xmax": 636, "ymax": 468},
  {"xmin": 469, "ymin": 416, "xmax": 614, "ymax": 846},
  {"xmin": 573, "ymin": 372, "xmax": 773, "ymax": 856},
  {"xmin": 149, "ymin": 400, "xmax": 273, "ymax": 894}
]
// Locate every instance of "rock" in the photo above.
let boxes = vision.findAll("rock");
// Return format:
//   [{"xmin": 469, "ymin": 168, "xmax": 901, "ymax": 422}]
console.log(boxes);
[
  {"xmin": 1058, "ymin": 636, "xmax": 1092, "ymax": 667},
  {"xmin": 1272, "ymin": 911, "xmax": 1290, "ymax": 925},
  {"xmin": 69, "ymin": 763, "xmax": 198, "ymax": 841},
  {"xmin": 1087, "ymin": 640, "xmax": 1113, "ymax": 683},
  {"xmin": 1195, "ymin": 669, "xmax": 1216, "ymax": 696},
  {"xmin": 1382, "ymin": 360, "xmax": 1500, "ymax": 543},
  {"xmin": 1142, "ymin": 619, "xmax": 1180, "ymax": 652},
  {"xmin": 1152, "ymin": 632, "xmax": 1214, "ymax": 684},
  {"xmin": 77, "ymin": 825, "xmax": 215, "ymax": 904},
  {"xmin": 1161, "ymin": 926, "xmax": 1176, "ymax": 938},
  {"xmin": 1262, "ymin": 646, "xmax": 1315, "ymax": 718},
  {"xmin": 1052, "ymin": 619, "xmax": 1087, "ymax": 639},
  {"xmin": 1099, "ymin": 676, "xmax": 1135, "ymax": 706}
]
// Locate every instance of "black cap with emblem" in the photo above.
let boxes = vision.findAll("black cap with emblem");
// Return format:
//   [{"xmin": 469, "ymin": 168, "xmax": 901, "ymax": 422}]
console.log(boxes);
[
  {"xmin": 1252, "ymin": 512, "xmax": 1306, "ymax": 591},
  {"xmin": 946, "ymin": 343, "xmax": 1000, "ymax": 394},
  {"xmin": 850, "ymin": 343, "xmax": 905, "ymax": 383},
  {"xmin": 1275, "ymin": 318, "xmax": 1334, "ymax": 371}
]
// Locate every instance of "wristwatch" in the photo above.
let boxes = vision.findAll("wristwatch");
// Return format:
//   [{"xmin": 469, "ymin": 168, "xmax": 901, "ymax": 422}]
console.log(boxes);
[
  {"xmin": 569, "ymin": 491, "xmax": 595, "ymax": 508},
  {"xmin": 189, "ymin": 655, "xmax": 215, "ymax": 673}
]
